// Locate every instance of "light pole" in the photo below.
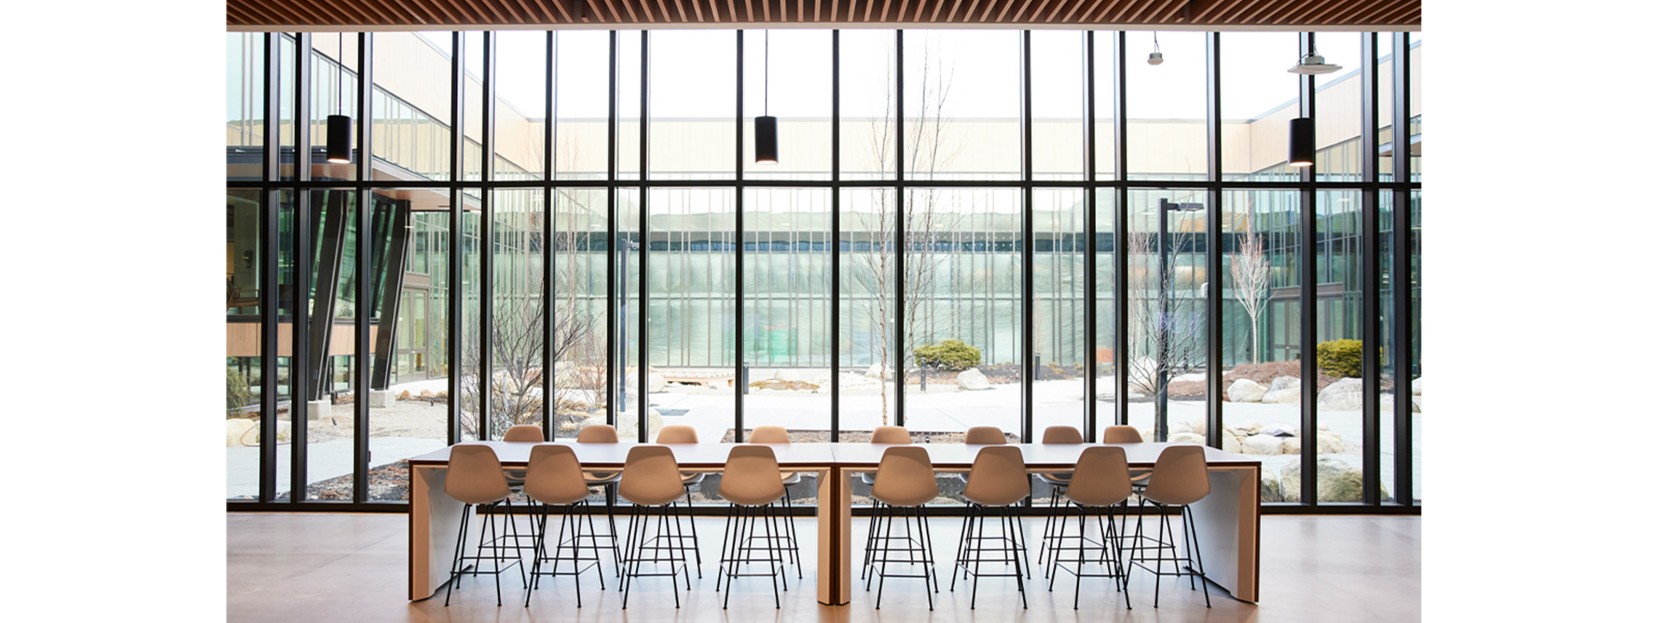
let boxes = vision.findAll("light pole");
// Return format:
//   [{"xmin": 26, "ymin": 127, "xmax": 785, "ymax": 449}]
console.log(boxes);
[
  {"xmin": 618, "ymin": 239, "xmax": 638, "ymax": 414},
  {"xmin": 1156, "ymin": 198, "xmax": 1204, "ymax": 441}
]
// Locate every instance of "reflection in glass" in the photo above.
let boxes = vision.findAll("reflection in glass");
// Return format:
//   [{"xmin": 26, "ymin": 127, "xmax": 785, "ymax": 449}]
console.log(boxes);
[
  {"xmin": 1222, "ymin": 190, "xmax": 1303, "ymax": 501},
  {"xmin": 1126, "ymin": 190, "xmax": 1207, "ymax": 442}
]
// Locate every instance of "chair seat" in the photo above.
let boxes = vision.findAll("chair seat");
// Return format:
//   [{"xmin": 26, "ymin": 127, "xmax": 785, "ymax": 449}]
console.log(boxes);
[
  {"xmin": 782, "ymin": 471, "xmax": 803, "ymax": 486},
  {"xmin": 1036, "ymin": 472, "xmax": 1072, "ymax": 485},
  {"xmin": 681, "ymin": 471, "xmax": 705, "ymax": 485},
  {"xmin": 859, "ymin": 472, "xmax": 877, "ymax": 486},
  {"xmin": 584, "ymin": 471, "xmax": 620, "ymax": 484}
]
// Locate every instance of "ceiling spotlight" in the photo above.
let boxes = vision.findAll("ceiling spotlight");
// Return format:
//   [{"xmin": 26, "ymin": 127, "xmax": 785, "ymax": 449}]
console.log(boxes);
[
  {"xmin": 1148, "ymin": 32, "xmax": 1164, "ymax": 65},
  {"xmin": 1289, "ymin": 51, "xmax": 1342, "ymax": 75}
]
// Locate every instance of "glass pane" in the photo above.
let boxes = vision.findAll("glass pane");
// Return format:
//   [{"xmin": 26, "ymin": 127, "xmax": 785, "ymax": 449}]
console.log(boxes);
[
  {"xmin": 226, "ymin": 189, "xmax": 264, "ymax": 500},
  {"xmin": 1126, "ymin": 32, "xmax": 1206, "ymax": 181},
  {"xmin": 227, "ymin": 33, "xmax": 264, "ymax": 181},
  {"xmin": 1409, "ymin": 190, "xmax": 1421, "ymax": 502},
  {"xmin": 1032, "ymin": 188, "xmax": 1085, "ymax": 505},
  {"xmin": 1094, "ymin": 189, "xmax": 1118, "ymax": 438},
  {"xmin": 839, "ymin": 188, "xmax": 898, "ymax": 442},
  {"xmin": 493, "ymin": 32, "xmax": 548, "ymax": 181},
  {"xmin": 1093, "ymin": 32, "xmax": 1117, "ymax": 180},
  {"xmin": 1378, "ymin": 35, "xmax": 1395, "ymax": 182},
  {"xmin": 456, "ymin": 195, "xmax": 483, "ymax": 441},
  {"xmin": 617, "ymin": 32, "xmax": 643, "ymax": 180},
  {"xmin": 1314, "ymin": 33, "xmax": 1362, "ymax": 183},
  {"xmin": 551, "ymin": 188, "xmax": 610, "ymax": 437},
  {"xmin": 274, "ymin": 190, "xmax": 297, "ymax": 499},
  {"xmin": 1220, "ymin": 33, "xmax": 1299, "ymax": 181},
  {"xmin": 1031, "ymin": 31, "xmax": 1086, "ymax": 181},
  {"xmin": 743, "ymin": 30, "xmax": 832, "ymax": 179},
  {"xmin": 839, "ymin": 31, "xmax": 896, "ymax": 181},
  {"xmin": 371, "ymin": 32, "xmax": 453, "ymax": 181},
  {"xmin": 304, "ymin": 189, "xmax": 359, "ymax": 500},
  {"xmin": 650, "ymin": 31, "xmax": 736, "ymax": 179},
  {"xmin": 1126, "ymin": 189, "xmax": 1208, "ymax": 441},
  {"xmin": 461, "ymin": 32, "xmax": 484, "ymax": 182},
  {"xmin": 310, "ymin": 33, "xmax": 360, "ymax": 182},
  {"xmin": 903, "ymin": 30, "xmax": 1021, "ymax": 181},
  {"xmin": 648, "ymin": 188, "xmax": 737, "ymax": 477},
  {"xmin": 617, "ymin": 188, "xmax": 644, "ymax": 439},
  {"xmin": 742, "ymin": 188, "xmax": 831, "ymax": 506},
  {"xmin": 1408, "ymin": 34, "xmax": 1421, "ymax": 181},
  {"xmin": 1379, "ymin": 191, "xmax": 1396, "ymax": 500},
  {"xmin": 554, "ymin": 31, "xmax": 612, "ymax": 181},
  {"xmin": 278, "ymin": 34, "xmax": 296, "ymax": 180},
  {"xmin": 1313, "ymin": 189, "xmax": 1368, "ymax": 502},
  {"xmin": 1223, "ymin": 189, "xmax": 1303, "ymax": 502},
  {"xmin": 487, "ymin": 189, "xmax": 545, "ymax": 439}
]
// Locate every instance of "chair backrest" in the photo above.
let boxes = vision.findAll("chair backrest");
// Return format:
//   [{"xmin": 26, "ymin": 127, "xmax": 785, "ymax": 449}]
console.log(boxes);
[
  {"xmin": 962, "ymin": 446, "xmax": 1029, "ymax": 507},
  {"xmin": 503, "ymin": 424, "xmax": 544, "ymax": 442},
  {"xmin": 1102, "ymin": 425, "xmax": 1144, "ymax": 444},
  {"xmin": 718, "ymin": 445, "xmax": 788, "ymax": 506},
  {"xmin": 871, "ymin": 446, "xmax": 939, "ymax": 507},
  {"xmin": 617, "ymin": 445, "xmax": 686, "ymax": 506},
  {"xmin": 748, "ymin": 425, "xmax": 791, "ymax": 444},
  {"xmin": 444, "ymin": 444, "xmax": 512, "ymax": 505},
  {"xmin": 870, "ymin": 426, "xmax": 912, "ymax": 444},
  {"xmin": 964, "ymin": 426, "xmax": 1007, "ymax": 445},
  {"xmin": 656, "ymin": 425, "xmax": 699, "ymax": 444},
  {"xmin": 1142, "ymin": 445, "xmax": 1211, "ymax": 506},
  {"xmin": 1064, "ymin": 446, "xmax": 1133, "ymax": 507},
  {"xmin": 1041, "ymin": 425, "xmax": 1084, "ymax": 444},
  {"xmin": 576, "ymin": 423, "xmax": 619, "ymax": 443},
  {"xmin": 523, "ymin": 444, "xmax": 591, "ymax": 505}
]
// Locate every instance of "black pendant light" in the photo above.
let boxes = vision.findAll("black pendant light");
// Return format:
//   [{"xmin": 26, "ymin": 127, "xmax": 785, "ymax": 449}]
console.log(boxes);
[
  {"xmin": 326, "ymin": 34, "xmax": 353, "ymax": 164},
  {"xmin": 754, "ymin": 30, "xmax": 778, "ymax": 165},
  {"xmin": 1288, "ymin": 117, "xmax": 1314, "ymax": 168}
]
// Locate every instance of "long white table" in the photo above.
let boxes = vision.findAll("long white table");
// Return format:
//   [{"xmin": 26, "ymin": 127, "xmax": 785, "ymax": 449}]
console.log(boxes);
[{"xmin": 406, "ymin": 441, "xmax": 1261, "ymax": 605}]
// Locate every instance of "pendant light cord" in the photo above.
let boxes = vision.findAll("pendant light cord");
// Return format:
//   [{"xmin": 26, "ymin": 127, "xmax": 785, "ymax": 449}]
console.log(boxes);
[
  {"xmin": 1153, "ymin": 32, "xmax": 1161, "ymax": 56},
  {"xmin": 764, "ymin": 30, "xmax": 770, "ymax": 117},
  {"xmin": 337, "ymin": 34, "xmax": 345, "ymax": 114}
]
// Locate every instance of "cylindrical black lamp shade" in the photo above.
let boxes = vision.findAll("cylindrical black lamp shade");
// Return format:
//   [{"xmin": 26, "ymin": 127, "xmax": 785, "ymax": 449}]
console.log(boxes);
[
  {"xmin": 754, "ymin": 115, "xmax": 778, "ymax": 164},
  {"xmin": 326, "ymin": 114, "xmax": 353, "ymax": 164},
  {"xmin": 1288, "ymin": 117, "xmax": 1314, "ymax": 167}
]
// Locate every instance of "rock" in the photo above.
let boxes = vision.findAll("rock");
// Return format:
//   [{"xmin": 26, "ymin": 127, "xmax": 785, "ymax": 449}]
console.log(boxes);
[
  {"xmin": 368, "ymin": 390, "xmax": 396, "ymax": 408},
  {"xmin": 1222, "ymin": 432, "xmax": 1242, "ymax": 454},
  {"xmin": 647, "ymin": 371, "xmax": 667, "ymax": 393},
  {"xmin": 307, "ymin": 399, "xmax": 332, "ymax": 421},
  {"xmin": 1242, "ymin": 434, "xmax": 1286, "ymax": 455},
  {"xmin": 1317, "ymin": 430, "xmax": 1345, "ymax": 454},
  {"xmin": 1412, "ymin": 395, "xmax": 1421, "ymax": 413},
  {"xmin": 226, "ymin": 419, "xmax": 256, "ymax": 447},
  {"xmin": 1268, "ymin": 376, "xmax": 1302, "ymax": 392},
  {"xmin": 1280, "ymin": 437, "xmax": 1301, "ymax": 455},
  {"xmin": 956, "ymin": 368, "xmax": 992, "ymax": 391},
  {"xmin": 1317, "ymin": 378, "xmax": 1365, "ymax": 411},
  {"xmin": 1169, "ymin": 432, "xmax": 1206, "ymax": 445},
  {"xmin": 1227, "ymin": 379, "xmax": 1268, "ymax": 402},
  {"xmin": 1169, "ymin": 419, "xmax": 1207, "ymax": 437},
  {"xmin": 1261, "ymin": 388, "xmax": 1300, "ymax": 404},
  {"xmin": 1172, "ymin": 372, "xmax": 1207, "ymax": 384},
  {"xmin": 866, "ymin": 363, "xmax": 890, "ymax": 379},
  {"xmin": 1412, "ymin": 377, "xmax": 1423, "ymax": 396},
  {"xmin": 1279, "ymin": 458, "xmax": 1387, "ymax": 503},
  {"xmin": 1231, "ymin": 421, "xmax": 1263, "ymax": 436}
]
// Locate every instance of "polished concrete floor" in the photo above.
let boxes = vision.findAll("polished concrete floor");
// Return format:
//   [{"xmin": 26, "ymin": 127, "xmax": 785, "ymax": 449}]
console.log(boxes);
[{"xmin": 227, "ymin": 512, "xmax": 1419, "ymax": 622}]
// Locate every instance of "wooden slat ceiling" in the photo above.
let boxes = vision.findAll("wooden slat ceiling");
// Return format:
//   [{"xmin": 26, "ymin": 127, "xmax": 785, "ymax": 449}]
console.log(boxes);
[{"xmin": 226, "ymin": 0, "xmax": 1421, "ymax": 30}]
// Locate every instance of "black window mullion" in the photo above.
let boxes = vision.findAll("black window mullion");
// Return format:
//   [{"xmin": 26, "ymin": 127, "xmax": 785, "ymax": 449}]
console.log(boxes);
[
  {"xmin": 1020, "ymin": 30, "xmax": 1034, "ymax": 443},
  {"xmin": 1360, "ymin": 33, "xmax": 1382, "ymax": 506},
  {"xmin": 1205, "ymin": 32, "xmax": 1224, "ymax": 450},
  {"xmin": 479, "ymin": 31, "xmax": 496, "ymax": 440},
  {"xmin": 258, "ymin": 32, "xmax": 282, "ymax": 504},
  {"xmin": 292, "ymin": 32, "xmax": 314, "ymax": 503},
  {"xmin": 735, "ymin": 30, "xmax": 746, "ymax": 442},
  {"xmin": 1298, "ymin": 32, "xmax": 1320, "ymax": 508},
  {"xmin": 893, "ymin": 29, "xmax": 906, "ymax": 430},
  {"xmin": 1391, "ymin": 31, "xmax": 1414, "ymax": 507},
  {"xmin": 1082, "ymin": 30, "xmax": 1097, "ymax": 442},
  {"xmin": 1113, "ymin": 31, "xmax": 1130, "ymax": 428},
  {"xmin": 448, "ymin": 31, "xmax": 465, "ymax": 446},
  {"xmin": 830, "ymin": 29, "xmax": 841, "ymax": 442}
]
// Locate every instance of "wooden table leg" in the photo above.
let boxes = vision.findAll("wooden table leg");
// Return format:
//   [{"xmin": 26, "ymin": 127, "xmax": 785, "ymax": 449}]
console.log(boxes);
[
  {"xmin": 409, "ymin": 465, "xmax": 464, "ymax": 601},
  {"xmin": 816, "ymin": 465, "xmax": 851, "ymax": 605},
  {"xmin": 1189, "ymin": 465, "xmax": 1261, "ymax": 602}
]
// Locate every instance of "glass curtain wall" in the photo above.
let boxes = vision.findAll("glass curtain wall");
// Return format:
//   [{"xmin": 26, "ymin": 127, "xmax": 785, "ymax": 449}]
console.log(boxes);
[{"xmin": 227, "ymin": 28, "xmax": 1420, "ymax": 511}]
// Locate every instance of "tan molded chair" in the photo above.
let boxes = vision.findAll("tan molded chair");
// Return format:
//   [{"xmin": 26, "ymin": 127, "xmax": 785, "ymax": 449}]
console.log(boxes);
[
  {"xmin": 522, "ymin": 444, "xmax": 607, "ymax": 608},
  {"xmin": 1049, "ymin": 446, "xmax": 1134, "ymax": 610},
  {"xmin": 861, "ymin": 426, "xmax": 914, "ymax": 486},
  {"xmin": 443, "ymin": 444, "xmax": 526, "ymax": 607},
  {"xmin": 616, "ymin": 445, "xmax": 694, "ymax": 609},
  {"xmin": 865, "ymin": 446, "xmax": 942, "ymax": 610},
  {"xmin": 1102, "ymin": 425, "xmax": 1153, "ymax": 488},
  {"xmin": 570, "ymin": 423, "xmax": 624, "ymax": 576},
  {"xmin": 964, "ymin": 426, "xmax": 1008, "ymax": 445},
  {"xmin": 1132, "ymin": 445, "xmax": 1213, "ymax": 608},
  {"xmin": 952, "ymin": 445, "xmax": 1032, "ymax": 609},
  {"xmin": 653, "ymin": 425, "xmax": 706, "ymax": 575},
  {"xmin": 503, "ymin": 424, "xmax": 545, "ymax": 442},
  {"xmin": 744, "ymin": 426, "xmax": 804, "ymax": 579},
  {"xmin": 714, "ymin": 445, "xmax": 791, "ymax": 609},
  {"xmin": 1035, "ymin": 426, "xmax": 1084, "ymax": 576}
]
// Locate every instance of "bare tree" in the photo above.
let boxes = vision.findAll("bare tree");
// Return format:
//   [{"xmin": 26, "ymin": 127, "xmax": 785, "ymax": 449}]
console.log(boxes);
[
  {"xmin": 1124, "ymin": 216, "xmax": 1207, "ymax": 399},
  {"xmin": 1228, "ymin": 202, "xmax": 1271, "ymax": 364},
  {"xmin": 852, "ymin": 39, "xmax": 965, "ymax": 426}
]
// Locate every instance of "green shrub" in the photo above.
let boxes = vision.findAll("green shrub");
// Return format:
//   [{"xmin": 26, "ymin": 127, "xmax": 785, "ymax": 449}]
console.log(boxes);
[
  {"xmin": 227, "ymin": 367, "xmax": 254, "ymax": 415},
  {"xmin": 914, "ymin": 339, "xmax": 982, "ymax": 371},
  {"xmin": 1315, "ymin": 339, "xmax": 1365, "ymax": 378}
]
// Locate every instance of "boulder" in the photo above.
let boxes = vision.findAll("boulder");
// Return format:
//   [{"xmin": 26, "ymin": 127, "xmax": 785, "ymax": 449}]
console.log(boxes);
[
  {"xmin": 956, "ymin": 368, "xmax": 992, "ymax": 391},
  {"xmin": 226, "ymin": 419, "xmax": 256, "ymax": 447},
  {"xmin": 1317, "ymin": 430, "xmax": 1345, "ymax": 454},
  {"xmin": 1229, "ymin": 421, "xmax": 1263, "ymax": 436},
  {"xmin": 1242, "ymin": 434, "xmax": 1286, "ymax": 455},
  {"xmin": 1261, "ymin": 388, "xmax": 1301, "ymax": 404},
  {"xmin": 866, "ymin": 363, "xmax": 891, "ymax": 380},
  {"xmin": 1412, "ymin": 377, "xmax": 1423, "ymax": 396},
  {"xmin": 647, "ymin": 371, "xmax": 667, "ymax": 393},
  {"xmin": 368, "ymin": 390, "xmax": 396, "ymax": 408},
  {"xmin": 1317, "ymin": 377, "xmax": 1365, "ymax": 411},
  {"xmin": 1169, "ymin": 419, "xmax": 1207, "ymax": 437},
  {"xmin": 1412, "ymin": 395, "xmax": 1422, "ymax": 413},
  {"xmin": 1279, "ymin": 458, "xmax": 1387, "ymax": 503},
  {"xmin": 609, "ymin": 409, "xmax": 666, "ymax": 442},
  {"xmin": 1269, "ymin": 376, "xmax": 1301, "ymax": 392},
  {"xmin": 307, "ymin": 399, "xmax": 332, "ymax": 421},
  {"xmin": 1227, "ymin": 379, "xmax": 1268, "ymax": 403},
  {"xmin": 1280, "ymin": 437, "xmax": 1301, "ymax": 455},
  {"xmin": 1222, "ymin": 431, "xmax": 1242, "ymax": 454},
  {"xmin": 1169, "ymin": 432, "xmax": 1206, "ymax": 445}
]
